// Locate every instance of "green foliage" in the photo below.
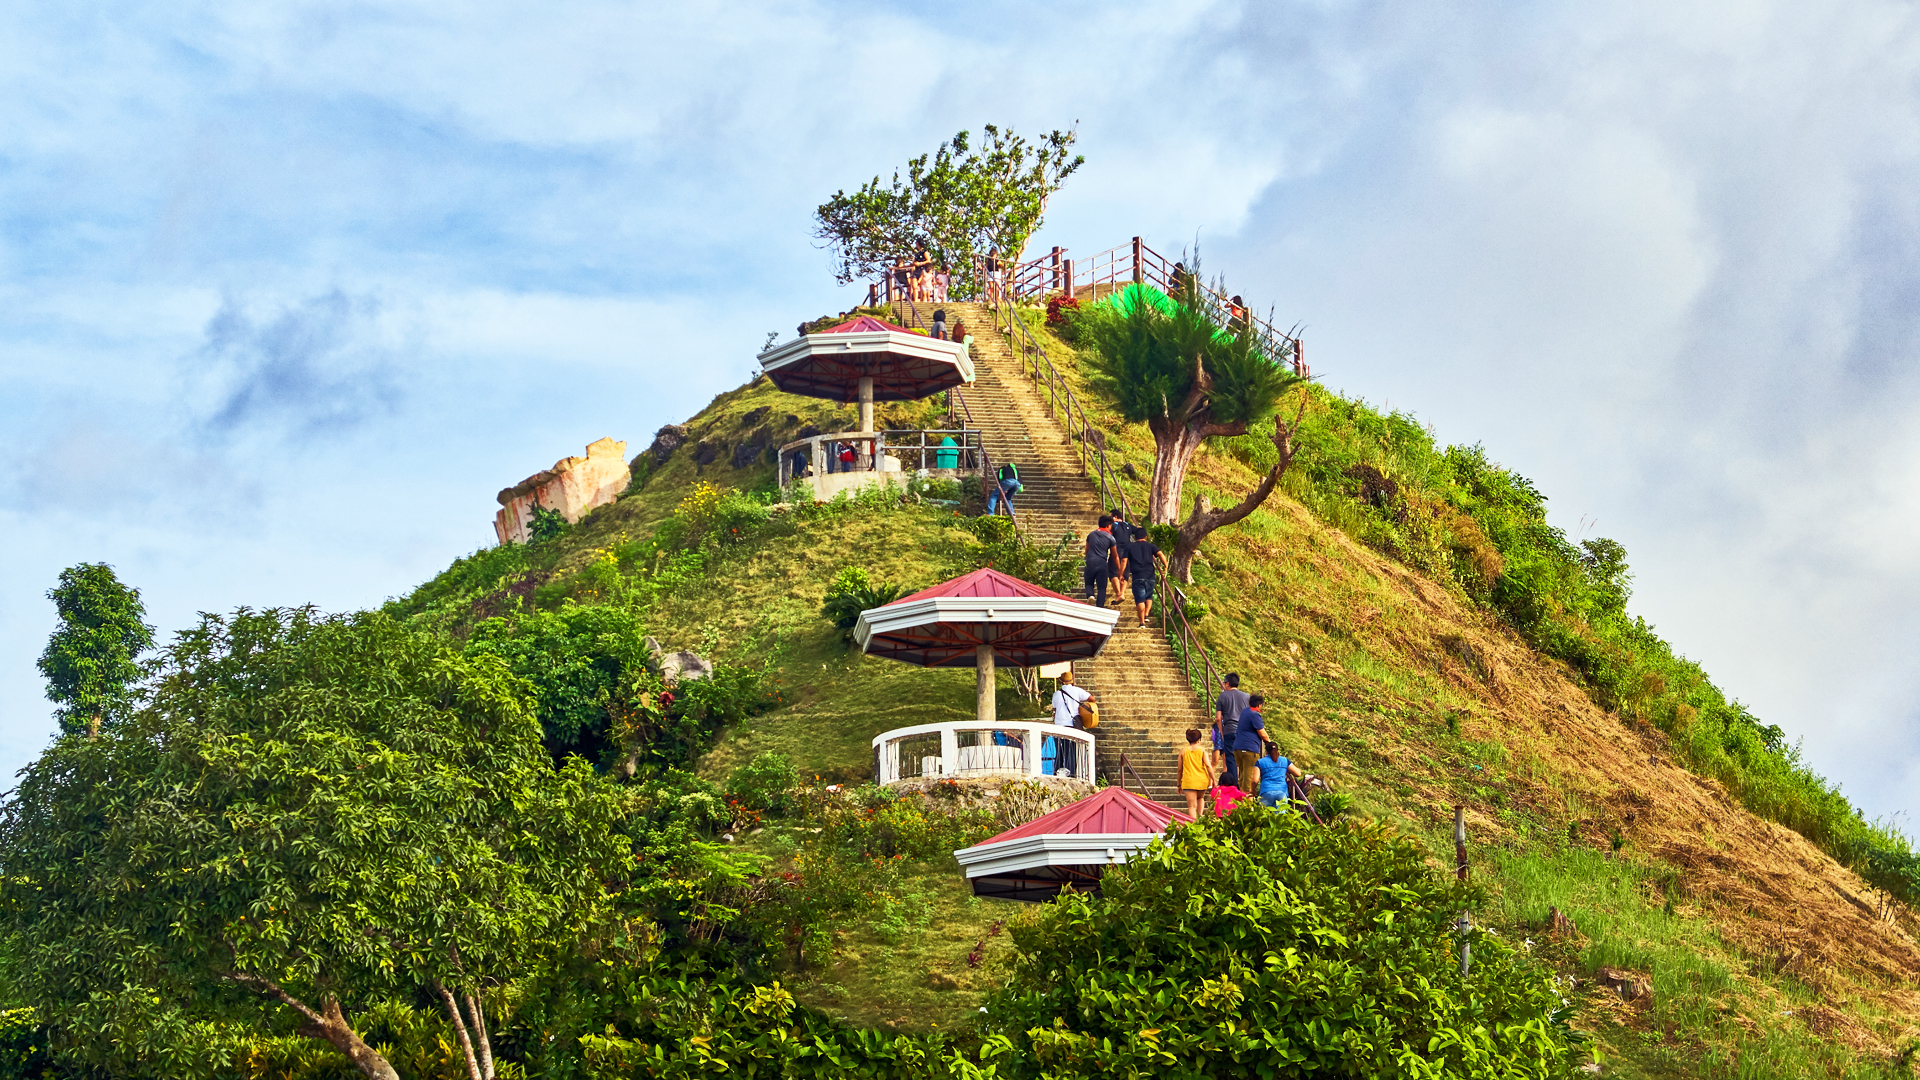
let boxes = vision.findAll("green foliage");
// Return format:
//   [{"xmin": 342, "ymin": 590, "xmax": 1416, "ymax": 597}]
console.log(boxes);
[
  {"xmin": 950, "ymin": 515, "xmax": 1078, "ymax": 595},
  {"xmin": 529, "ymin": 502, "xmax": 570, "ymax": 543},
  {"xmin": 463, "ymin": 603, "xmax": 655, "ymax": 767},
  {"xmin": 987, "ymin": 809, "xmax": 1574, "ymax": 1079},
  {"xmin": 1077, "ymin": 283, "xmax": 1300, "ymax": 433},
  {"xmin": 813, "ymin": 124, "xmax": 1084, "ymax": 290},
  {"xmin": 726, "ymin": 752, "xmax": 801, "ymax": 816},
  {"xmin": 0, "ymin": 1009, "xmax": 55, "ymax": 1080},
  {"xmin": 1280, "ymin": 389, "xmax": 1910, "ymax": 890},
  {"xmin": 36, "ymin": 562, "xmax": 155, "ymax": 736},
  {"xmin": 0, "ymin": 607, "xmax": 628, "ymax": 1077},
  {"xmin": 821, "ymin": 567, "xmax": 911, "ymax": 637},
  {"xmin": 381, "ymin": 542, "xmax": 529, "ymax": 629}
]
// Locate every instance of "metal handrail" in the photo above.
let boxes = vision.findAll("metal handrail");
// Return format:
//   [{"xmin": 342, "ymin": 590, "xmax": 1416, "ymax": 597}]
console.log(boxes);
[
  {"xmin": 890, "ymin": 299, "xmax": 1010, "ymax": 527},
  {"xmin": 975, "ymin": 274, "xmax": 1133, "ymax": 523},
  {"xmin": 1154, "ymin": 552, "xmax": 1221, "ymax": 710}
]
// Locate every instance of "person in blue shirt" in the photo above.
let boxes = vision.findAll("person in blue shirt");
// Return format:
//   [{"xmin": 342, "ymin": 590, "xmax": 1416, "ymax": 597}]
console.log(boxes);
[
  {"xmin": 1232, "ymin": 694, "xmax": 1272, "ymax": 793},
  {"xmin": 1257, "ymin": 741, "xmax": 1301, "ymax": 809}
]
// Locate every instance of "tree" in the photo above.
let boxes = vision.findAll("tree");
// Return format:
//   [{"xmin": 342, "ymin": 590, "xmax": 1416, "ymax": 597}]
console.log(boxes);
[
  {"xmin": 814, "ymin": 124, "xmax": 1084, "ymax": 290},
  {"xmin": 0, "ymin": 607, "xmax": 628, "ymax": 1080},
  {"xmin": 986, "ymin": 809, "xmax": 1574, "ymax": 1078},
  {"xmin": 1080, "ymin": 284, "xmax": 1305, "ymax": 582},
  {"xmin": 36, "ymin": 562, "xmax": 155, "ymax": 736}
]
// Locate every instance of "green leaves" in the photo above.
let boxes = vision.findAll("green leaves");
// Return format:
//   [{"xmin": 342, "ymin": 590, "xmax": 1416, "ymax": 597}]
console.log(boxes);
[
  {"xmin": 813, "ymin": 125, "xmax": 1084, "ymax": 287},
  {"xmin": 984, "ymin": 810, "xmax": 1574, "ymax": 1079},
  {"xmin": 0, "ymin": 607, "xmax": 629, "ymax": 1077},
  {"xmin": 1079, "ymin": 284, "xmax": 1299, "ymax": 435},
  {"xmin": 36, "ymin": 562, "xmax": 155, "ymax": 736}
]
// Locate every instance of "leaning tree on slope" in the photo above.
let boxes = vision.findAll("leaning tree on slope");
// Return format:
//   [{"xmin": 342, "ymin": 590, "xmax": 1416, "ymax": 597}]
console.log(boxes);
[
  {"xmin": 1079, "ymin": 281, "xmax": 1306, "ymax": 583},
  {"xmin": 0, "ymin": 607, "xmax": 627, "ymax": 1080}
]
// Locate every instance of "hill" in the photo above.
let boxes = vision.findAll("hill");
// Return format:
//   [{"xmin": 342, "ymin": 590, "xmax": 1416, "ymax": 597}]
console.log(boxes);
[{"xmin": 389, "ymin": 298, "xmax": 1920, "ymax": 1077}]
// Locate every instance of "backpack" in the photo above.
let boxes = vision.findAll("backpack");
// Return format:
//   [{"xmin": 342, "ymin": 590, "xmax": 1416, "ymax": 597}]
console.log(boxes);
[
  {"xmin": 1076, "ymin": 698, "xmax": 1100, "ymax": 730},
  {"xmin": 998, "ymin": 462, "xmax": 1019, "ymax": 483}
]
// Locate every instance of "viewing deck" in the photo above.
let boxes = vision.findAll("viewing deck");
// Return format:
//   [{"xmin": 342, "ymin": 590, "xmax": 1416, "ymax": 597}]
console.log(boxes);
[{"xmin": 873, "ymin": 720, "xmax": 1095, "ymax": 784}]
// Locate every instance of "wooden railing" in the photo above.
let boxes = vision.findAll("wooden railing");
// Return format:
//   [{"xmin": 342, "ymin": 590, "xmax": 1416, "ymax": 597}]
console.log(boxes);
[{"xmin": 974, "ymin": 288, "xmax": 1133, "ymax": 522}]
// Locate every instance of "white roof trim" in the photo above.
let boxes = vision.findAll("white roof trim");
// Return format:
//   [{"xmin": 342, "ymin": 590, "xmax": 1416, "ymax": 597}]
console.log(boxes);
[
  {"xmin": 757, "ymin": 331, "xmax": 975, "ymax": 384},
  {"xmin": 952, "ymin": 832, "xmax": 1169, "ymax": 879},
  {"xmin": 853, "ymin": 596, "xmax": 1119, "ymax": 651}
]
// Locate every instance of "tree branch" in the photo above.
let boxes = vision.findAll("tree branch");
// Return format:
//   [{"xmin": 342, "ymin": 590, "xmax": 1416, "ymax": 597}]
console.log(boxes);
[
  {"xmin": 467, "ymin": 992, "xmax": 495, "ymax": 1080},
  {"xmin": 223, "ymin": 971, "xmax": 326, "ymax": 1028}
]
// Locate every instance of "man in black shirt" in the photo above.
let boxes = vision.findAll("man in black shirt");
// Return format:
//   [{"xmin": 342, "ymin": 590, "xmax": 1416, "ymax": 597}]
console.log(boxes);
[
  {"xmin": 1083, "ymin": 515, "xmax": 1119, "ymax": 607},
  {"xmin": 1119, "ymin": 533, "xmax": 1161, "ymax": 627},
  {"xmin": 1106, "ymin": 508, "xmax": 1137, "ymax": 600}
]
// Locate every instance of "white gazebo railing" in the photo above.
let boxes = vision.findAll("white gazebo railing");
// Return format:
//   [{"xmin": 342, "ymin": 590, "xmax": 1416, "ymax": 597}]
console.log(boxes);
[{"xmin": 873, "ymin": 720, "xmax": 1095, "ymax": 784}]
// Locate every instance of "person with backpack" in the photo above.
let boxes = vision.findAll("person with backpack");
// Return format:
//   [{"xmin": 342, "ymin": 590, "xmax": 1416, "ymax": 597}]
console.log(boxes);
[
  {"xmin": 1049, "ymin": 671, "xmax": 1094, "ymax": 778},
  {"xmin": 989, "ymin": 461, "xmax": 1021, "ymax": 516}
]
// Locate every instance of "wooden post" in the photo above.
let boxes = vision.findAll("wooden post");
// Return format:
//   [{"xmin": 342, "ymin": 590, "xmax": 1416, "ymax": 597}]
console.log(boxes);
[
  {"xmin": 976, "ymin": 643, "xmax": 997, "ymax": 726},
  {"xmin": 1131, "ymin": 236, "xmax": 1143, "ymax": 283},
  {"xmin": 1455, "ymin": 805, "xmax": 1471, "ymax": 977},
  {"xmin": 1050, "ymin": 246, "xmax": 1063, "ymax": 293},
  {"xmin": 1062, "ymin": 259, "xmax": 1075, "ymax": 300}
]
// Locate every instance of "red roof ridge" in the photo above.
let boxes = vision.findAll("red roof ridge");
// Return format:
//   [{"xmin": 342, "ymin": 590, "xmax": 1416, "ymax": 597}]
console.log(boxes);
[
  {"xmin": 892, "ymin": 567, "xmax": 1085, "ymax": 605},
  {"xmin": 974, "ymin": 786, "xmax": 1191, "ymax": 846},
  {"xmin": 820, "ymin": 315, "xmax": 919, "ymax": 335}
]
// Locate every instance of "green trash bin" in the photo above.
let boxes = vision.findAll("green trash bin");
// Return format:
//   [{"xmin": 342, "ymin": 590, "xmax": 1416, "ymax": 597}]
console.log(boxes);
[{"xmin": 934, "ymin": 436, "xmax": 959, "ymax": 470}]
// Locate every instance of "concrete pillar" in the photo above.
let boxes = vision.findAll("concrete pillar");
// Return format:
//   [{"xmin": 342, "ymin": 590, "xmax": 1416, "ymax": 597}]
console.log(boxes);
[
  {"xmin": 975, "ymin": 643, "xmax": 996, "ymax": 726},
  {"xmin": 858, "ymin": 375, "xmax": 874, "ymax": 434},
  {"xmin": 939, "ymin": 726, "xmax": 958, "ymax": 777}
]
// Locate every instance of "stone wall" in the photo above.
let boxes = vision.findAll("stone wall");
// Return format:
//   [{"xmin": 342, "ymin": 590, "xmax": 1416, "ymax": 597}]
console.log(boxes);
[{"xmin": 493, "ymin": 436, "xmax": 629, "ymax": 545}]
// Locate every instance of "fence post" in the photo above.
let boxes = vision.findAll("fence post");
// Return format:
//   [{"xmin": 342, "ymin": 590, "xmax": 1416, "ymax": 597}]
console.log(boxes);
[
  {"xmin": 1050, "ymin": 246, "xmax": 1063, "ymax": 294},
  {"xmin": 1062, "ymin": 259, "xmax": 1075, "ymax": 300},
  {"xmin": 1132, "ymin": 236, "xmax": 1143, "ymax": 283},
  {"xmin": 1455, "ymin": 805, "xmax": 1471, "ymax": 977}
]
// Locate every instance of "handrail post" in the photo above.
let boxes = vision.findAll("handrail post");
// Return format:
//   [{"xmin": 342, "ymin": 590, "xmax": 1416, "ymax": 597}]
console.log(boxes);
[{"xmin": 1131, "ymin": 236, "xmax": 1143, "ymax": 283}]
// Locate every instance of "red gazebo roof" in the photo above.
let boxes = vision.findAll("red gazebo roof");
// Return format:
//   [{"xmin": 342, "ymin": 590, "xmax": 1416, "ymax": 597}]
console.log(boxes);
[
  {"xmin": 822, "ymin": 315, "xmax": 918, "ymax": 334},
  {"xmin": 978, "ymin": 786, "xmax": 1191, "ymax": 847},
  {"xmin": 893, "ymin": 567, "xmax": 1079, "ymax": 605}
]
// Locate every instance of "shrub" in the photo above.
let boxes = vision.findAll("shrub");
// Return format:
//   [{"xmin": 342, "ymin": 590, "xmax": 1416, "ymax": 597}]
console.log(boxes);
[
  {"xmin": 528, "ymin": 502, "xmax": 569, "ymax": 543},
  {"xmin": 727, "ymin": 752, "xmax": 801, "ymax": 817},
  {"xmin": 986, "ymin": 809, "xmax": 1574, "ymax": 1078},
  {"xmin": 1045, "ymin": 293, "xmax": 1081, "ymax": 326},
  {"xmin": 821, "ymin": 567, "xmax": 910, "ymax": 638}
]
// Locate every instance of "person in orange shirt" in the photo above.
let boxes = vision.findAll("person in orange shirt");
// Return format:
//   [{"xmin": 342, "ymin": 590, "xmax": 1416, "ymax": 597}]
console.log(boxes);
[{"xmin": 1177, "ymin": 727, "xmax": 1212, "ymax": 820}]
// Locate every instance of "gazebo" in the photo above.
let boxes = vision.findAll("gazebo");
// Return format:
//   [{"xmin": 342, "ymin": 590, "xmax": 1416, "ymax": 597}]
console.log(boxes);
[
  {"xmin": 853, "ymin": 567, "xmax": 1119, "ymax": 725},
  {"xmin": 953, "ymin": 786, "xmax": 1190, "ymax": 903},
  {"xmin": 758, "ymin": 315, "xmax": 974, "ymax": 432}
]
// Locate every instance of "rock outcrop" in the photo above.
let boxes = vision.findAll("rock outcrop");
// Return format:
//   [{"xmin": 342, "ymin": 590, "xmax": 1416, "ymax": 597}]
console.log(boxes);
[{"xmin": 493, "ymin": 437, "xmax": 629, "ymax": 545}]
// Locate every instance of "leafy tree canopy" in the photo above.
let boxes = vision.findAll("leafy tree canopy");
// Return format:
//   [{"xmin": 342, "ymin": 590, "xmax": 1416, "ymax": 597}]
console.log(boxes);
[
  {"xmin": 986, "ymin": 809, "xmax": 1576, "ymax": 1079},
  {"xmin": 814, "ymin": 124, "xmax": 1083, "ymax": 288},
  {"xmin": 36, "ymin": 561, "xmax": 155, "ymax": 736},
  {"xmin": 0, "ymin": 607, "xmax": 628, "ymax": 1080},
  {"xmin": 463, "ymin": 602, "xmax": 655, "ymax": 766}
]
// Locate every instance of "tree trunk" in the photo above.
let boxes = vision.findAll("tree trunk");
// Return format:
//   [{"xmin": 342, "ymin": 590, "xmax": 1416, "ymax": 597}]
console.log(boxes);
[
  {"xmin": 1166, "ymin": 404, "xmax": 1306, "ymax": 584},
  {"xmin": 1145, "ymin": 419, "xmax": 1212, "ymax": 525},
  {"xmin": 435, "ymin": 982, "xmax": 494, "ymax": 1080},
  {"xmin": 227, "ymin": 975, "xmax": 398, "ymax": 1080}
]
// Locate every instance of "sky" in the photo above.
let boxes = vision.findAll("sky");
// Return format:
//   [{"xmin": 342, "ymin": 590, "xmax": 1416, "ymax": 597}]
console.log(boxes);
[{"xmin": 3, "ymin": 0, "xmax": 1917, "ymax": 830}]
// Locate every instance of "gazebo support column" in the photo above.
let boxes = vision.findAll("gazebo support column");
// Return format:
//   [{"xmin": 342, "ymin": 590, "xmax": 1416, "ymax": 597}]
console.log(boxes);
[
  {"xmin": 858, "ymin": 375, "xmax": 874, "ymax": 434},
  {"xmin": 976, "ymin": 643, "xmax": 996, "ymax": 725}
]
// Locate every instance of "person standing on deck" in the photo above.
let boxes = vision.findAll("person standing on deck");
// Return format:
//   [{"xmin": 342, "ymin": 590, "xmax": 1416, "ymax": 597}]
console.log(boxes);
[{"xmin": 1049, "ymin": 671, "xmax": 1093, "ymax": 778}]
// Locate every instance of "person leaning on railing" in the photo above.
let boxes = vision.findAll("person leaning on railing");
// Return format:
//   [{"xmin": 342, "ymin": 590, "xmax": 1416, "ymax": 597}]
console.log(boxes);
[{"xmin": 1256, "ymin": 741, "xmax": 1301, "ymax": 810}]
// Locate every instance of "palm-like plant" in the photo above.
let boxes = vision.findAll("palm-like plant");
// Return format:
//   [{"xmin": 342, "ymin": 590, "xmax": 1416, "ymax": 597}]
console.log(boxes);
[{"xmin": 1080, "ymin": 277, "xmax": 1307, "ymax": 582}]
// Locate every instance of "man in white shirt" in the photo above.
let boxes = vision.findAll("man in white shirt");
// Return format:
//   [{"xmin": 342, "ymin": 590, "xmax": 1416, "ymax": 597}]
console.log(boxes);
[{"xmin": 1049, "ymin": 671, "xmax": 1093, "ymax": 778}]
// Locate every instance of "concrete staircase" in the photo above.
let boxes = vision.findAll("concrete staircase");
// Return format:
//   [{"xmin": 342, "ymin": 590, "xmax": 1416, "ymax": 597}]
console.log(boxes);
[{"xmin": 895, "ymin": 300, "xmax": 1215, "ymax": 806}]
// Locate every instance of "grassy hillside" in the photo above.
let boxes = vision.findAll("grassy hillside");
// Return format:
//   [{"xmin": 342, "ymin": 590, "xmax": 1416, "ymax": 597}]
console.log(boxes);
[{"xmin": 387, "ymin": 304, "xmax": 1920, "ymax": 1078}]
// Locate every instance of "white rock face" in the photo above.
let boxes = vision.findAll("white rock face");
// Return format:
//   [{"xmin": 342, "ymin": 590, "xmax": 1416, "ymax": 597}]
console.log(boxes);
[{"xmin": 493, "ymin": 436, "xmax": 629, "ymax": 544}]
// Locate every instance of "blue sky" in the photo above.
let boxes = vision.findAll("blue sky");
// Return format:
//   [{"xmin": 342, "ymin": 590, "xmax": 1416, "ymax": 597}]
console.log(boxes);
[{"xmin": 4, "ymin": 0, "xmax": 1918, "ymax": 831}]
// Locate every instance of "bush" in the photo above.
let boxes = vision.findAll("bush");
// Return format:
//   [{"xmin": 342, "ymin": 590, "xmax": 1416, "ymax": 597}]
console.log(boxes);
[
  {"xmin": 821, "ymin": 567, "xmax": 910, "ymax": 638},
  {"xmin": 528, "ymin": 502, "xmax": 569, "ymax": 543},
  {"xmin": 986, "ymin": 809, "xmax": 1574, "ymax": 1078},
  {"xmin": 727, "ymin": 752, "xmax": 801, "ymax": 817}
]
